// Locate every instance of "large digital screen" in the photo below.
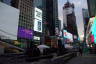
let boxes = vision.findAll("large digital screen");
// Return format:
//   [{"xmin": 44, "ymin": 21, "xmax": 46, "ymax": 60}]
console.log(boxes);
[
  {"xmin": 63, "ymin": 30, "xmax": 73, "ymax": 42},
  {"xmin": 34, "ymin": 7, "xmax": 42, "ymax": 32},
  {"xmin": 18, "ymin": 27, "xmax": 33, "ymax": 39}
]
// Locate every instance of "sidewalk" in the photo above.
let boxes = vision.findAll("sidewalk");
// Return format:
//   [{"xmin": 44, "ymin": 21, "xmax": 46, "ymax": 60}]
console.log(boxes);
[{"xmin": 66, "ymin": 55, "xmax": 96, "ymax": 64}]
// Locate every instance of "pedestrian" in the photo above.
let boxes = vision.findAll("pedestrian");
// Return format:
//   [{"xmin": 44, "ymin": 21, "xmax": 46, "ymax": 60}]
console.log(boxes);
[
  {"xmin": 79, "ymin": 47, "xmax": 83, "ymax": 56},
  {"xmin": 25, "ymin": 41, "xmax": 40, "ymax": 58},
  {"xmin": 32, "ymin": 44, "xmax": 40, "ymax": 57}
]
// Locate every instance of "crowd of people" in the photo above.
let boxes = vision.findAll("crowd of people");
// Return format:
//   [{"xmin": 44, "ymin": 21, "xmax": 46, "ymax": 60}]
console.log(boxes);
[
  {"xmin": 25, "ymin": 40, "xmax": 90, "ymax": 61},
  {"xmin": 25, "ymin": 42, "xmax": 69, "ymax": 58}
]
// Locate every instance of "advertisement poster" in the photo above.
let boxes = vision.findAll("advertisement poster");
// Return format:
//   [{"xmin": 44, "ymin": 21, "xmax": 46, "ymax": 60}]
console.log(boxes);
[
  {"xmin": 34, "ymin": 7, "xmax": 42, "ymax": 32},
  {"xmin": 63, "ymin": 30, "xmax": 73, "ymax": 43},
  {"xmin": 18, "ymin": 27, "xmax": 33, "ymax": 39}
]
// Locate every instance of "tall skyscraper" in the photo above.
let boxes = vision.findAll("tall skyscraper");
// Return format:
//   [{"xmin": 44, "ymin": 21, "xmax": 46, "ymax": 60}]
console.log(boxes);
[
  {"xmin": 82, "ymin": 9, "xmax": 89, "ymax": 31},
  {"xmin": 11, "ymin": 0, "xmax": 34, "ymax": 43},
  {"xmin": 82, "ymin": 8, "xmax": 89, "ymax": 43},
  {"xmin": 63, "ymin": 1, "xmax": 78, "ymax": 36},
  {"xmin": 87, "ymin": 0, "xmax": 96, "ymax": 17},
  {"xmin": 46, "ymin": 0, "xmax": 58, "ymax": 36},
  {"xmin": 43, "ymin": 0, "xmax": 59, "ymax": 47}
]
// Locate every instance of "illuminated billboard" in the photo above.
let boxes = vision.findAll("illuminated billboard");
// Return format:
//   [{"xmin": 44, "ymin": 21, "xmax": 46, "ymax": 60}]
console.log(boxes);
[
  {"xmin": 18, "ymin": 27, "xmax": 34, "ymax": 39},
  {"xmin": 34, "ymin": 7, "xmax": 42, "ymax": 32},
  {"xmin": 63, "ymin": 30, "xmax": 73, "ymax": 42},
  {"xmin": 63, "ymin": 30, "xmax": 67, "ymax": 38},
  {"xmin": 64, "ymin": 7, "xmax": 73, "ymax": 15},
  {"xmin": 90, "ymin": 17, "xmax": 96, "ymax": 43},
  {"xmin": 0, "ymin": 2, "xmax": 19, "ymax": 40}
]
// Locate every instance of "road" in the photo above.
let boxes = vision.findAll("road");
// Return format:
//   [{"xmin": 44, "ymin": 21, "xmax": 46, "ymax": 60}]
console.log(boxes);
[
  {"xmin": 0, "ymin": 54, "xmax": 96, "ymax": 64},
  {"xmin": 66, "ymin": 55, "xmax": 96, "ymax": 64}
]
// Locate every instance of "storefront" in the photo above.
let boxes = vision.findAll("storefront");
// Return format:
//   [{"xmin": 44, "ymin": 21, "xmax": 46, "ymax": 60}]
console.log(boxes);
[{"xmin": 45, "ymin": 36, "xmax": 58, "ymax": 48}]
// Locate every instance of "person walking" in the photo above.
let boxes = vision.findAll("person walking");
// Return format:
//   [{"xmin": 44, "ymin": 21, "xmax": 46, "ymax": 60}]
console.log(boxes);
[{"xmin": 79, "ymin": 47, "xmax": 83, "ymax": 56}]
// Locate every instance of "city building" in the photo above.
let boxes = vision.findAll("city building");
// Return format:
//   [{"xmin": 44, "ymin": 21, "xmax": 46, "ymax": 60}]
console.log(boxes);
[
  {"xmin": 87, "ymin": 0, "xmax": 96, "ymax": 17},
  {"xmin": 0, "ymin": 0, "xmax": 33, "ymax": 49},
  {"xmin": 0, "ymin": 0, "xmax": 43, "ymax": 47},
  {"xmin": 33, "ymin": 0, "xmax": 59, "ymax": 46},
  {"xmin": 1, "ymin": 0, "xmax": 59, "ymax": 47},
  {"xmin": 63, "ymin": 1, "xmax": 78, "ymax": 40},
  {"xmin": 46, "ymin": 0, "xmax": 58, "ymax": 36},
  {"xmin": 1, "ymin": 0, "xmax": 44, "ymax": 44},
  {"xmin": 56, "ymin": 19, "xmax": 61, "ymax": 31},
  {"xmin": 82, "ymin": 8, "xmax": 89, "ymax": 42},
  {"xmin": 44, "ymin": 0, "xmax": 59, "ymax": 47},
  {"xmin": 32, "ymin": 0, "xmax": 46, "ymax": 45},
  {"xmin": 82, "ymin": 9, "xmax": 89, "ymax": 30},
  {"xmin": 11, "ymin": 0, "xmax": 34, "ymax": 43},
  {"xmin": 0, "ymin": 1, "xmax": 22, "ymax": 53}
]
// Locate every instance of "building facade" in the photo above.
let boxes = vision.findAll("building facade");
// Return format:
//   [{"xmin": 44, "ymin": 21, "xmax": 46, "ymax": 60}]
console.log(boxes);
[
  {"xmin": 63, "ymin": 1, "xmax": 78, "ymax": 36},
  {"xmin": 1, "ymin": 0, "xmax": 59, "ymax": 47},
  {"xmin": 82, "ymin": 8, "xmax": 89, "ymax": 42},
  {"xmin": 44, "ymin": 0, "xmax": 59, "ymax": 47},
  {"xmin": 1, "ymin": 0, "xmax": 34, "ymax": 48},
  {"xmin": 46, "ymin": 0, "xmax": 58, "ymax": 36},
  {"xmin": 87, "ymin": 0, "xmax": 96, "ymax": 17},
  {"xmin": 33, "ymin": 0, "xmax": 46, "ymax": 44}
]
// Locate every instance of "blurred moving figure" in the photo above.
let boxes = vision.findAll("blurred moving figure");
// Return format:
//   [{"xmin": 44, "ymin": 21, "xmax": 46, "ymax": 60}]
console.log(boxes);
[
  {"xmin": 79, "ymin": 47, "xmax": 83, "ymax": 56},
  {"xmin": 25, "ymin": 41, "xmax": 40, "ymax": 57}
]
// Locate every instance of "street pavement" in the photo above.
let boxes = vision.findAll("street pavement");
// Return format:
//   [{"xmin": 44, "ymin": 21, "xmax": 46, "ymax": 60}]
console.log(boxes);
[
  {"xmin": 0, "ymin": 53, "xmax": 69, "ymax": 64},
  {"xmin": 0, "ymin": 54, "xmax": 96, "ymax": 64},
  {"xmin": 66, "ymin": 55, "xmax": 96, "ymax": 64}
]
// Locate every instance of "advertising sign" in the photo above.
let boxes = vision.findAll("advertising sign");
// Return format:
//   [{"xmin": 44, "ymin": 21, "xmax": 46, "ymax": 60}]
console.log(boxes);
[
  {"xmin": 34, "ymin": 7, "xmax": 42, "ymax": 32},
  {"xmin": 64, "ymin": 30, "xmax": 67, "ymax": 38},
  {"xmin": 67, "ymin": 32, "xmax": 73, "ymax": 42},
  {"xmin": 65, "ymin": 7, "xmax": 73, "ymax": 15},
  {"xmin": 63, "ymin": 30, "xmax": 73, "ymax": 42},
  {"xmin": 0, "ymin": 2, "xmax": 19, "ymax": 40},
  {"xmin": 91, "ymin": 17, "xmax": 96, "ymax": 43},
  {"xmin": 90, "ymin": 34, "xmax": 94, "ymax": 43},
  {"xmin": 18, "ymin": 27, "xmax": 33, "ymax": 39},
  {"xmin": 33, "ymin": 36, "xmax": 40, "ymax": 40}
]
